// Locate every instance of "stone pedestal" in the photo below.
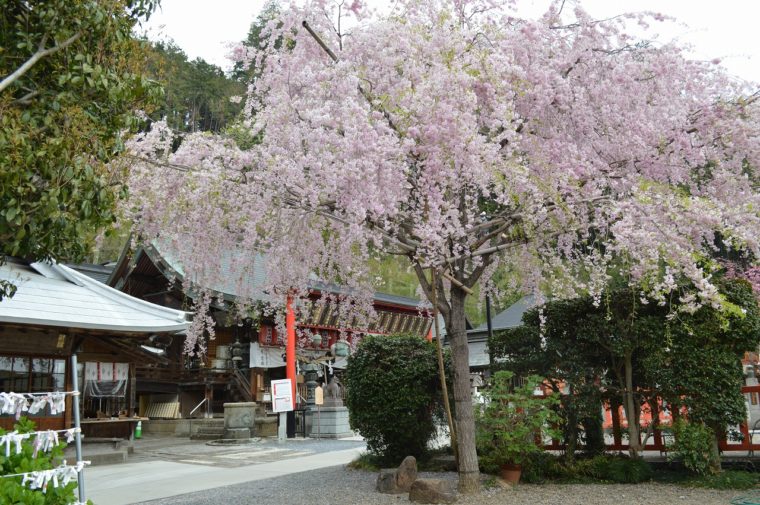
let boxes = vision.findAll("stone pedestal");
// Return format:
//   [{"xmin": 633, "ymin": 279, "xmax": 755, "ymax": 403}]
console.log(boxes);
[
  {"xmin": 223, "ymin": 402, "xmax": 257, "ymax": 439},
  {"xmin": 308, "ymin": 406, "xmax": 352, "ymax": 438}
]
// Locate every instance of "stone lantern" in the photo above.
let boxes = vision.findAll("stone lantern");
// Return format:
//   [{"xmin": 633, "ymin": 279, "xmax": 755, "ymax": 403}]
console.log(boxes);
[
  {"xmin": 230, "ymin": 337, "xmax": 245, "ymax": 368},
  {"xmin": 302, "ymin": 363, "xmax": 319, "ymax": 407}
]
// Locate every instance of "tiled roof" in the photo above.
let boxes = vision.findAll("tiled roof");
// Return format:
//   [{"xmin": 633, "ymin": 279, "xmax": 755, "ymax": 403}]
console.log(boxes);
[
  {"xmin": 150, "ymin": 243, "xmax": 427, "ymax": 309},
  {"xmin": 469, "ymin": 295, "xmax": 535, "ymax": 336}
]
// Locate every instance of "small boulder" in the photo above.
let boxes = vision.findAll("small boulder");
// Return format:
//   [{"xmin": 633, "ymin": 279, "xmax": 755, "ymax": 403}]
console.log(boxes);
[
  {"xmin": 409, "ymin": 478, "xmax": 457, "ymax": 504},
  {"xmin": 395, "ymin": 455, "xmax": 418, "ymax": 491},
  {"xmin": 376, "ymin": 469, "xmax": 402, "ymax": 494}
]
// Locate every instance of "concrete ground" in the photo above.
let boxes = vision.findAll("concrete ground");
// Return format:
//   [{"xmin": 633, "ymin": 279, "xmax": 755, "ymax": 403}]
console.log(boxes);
[{"xmin": 79, "ymin": 434, "xmax": 366, "ymax": 505}]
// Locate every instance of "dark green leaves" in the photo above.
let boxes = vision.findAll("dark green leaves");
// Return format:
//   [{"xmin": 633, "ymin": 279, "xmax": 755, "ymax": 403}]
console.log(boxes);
[
  {"xmin": 0, "ymin": 0, "xmax": 160, "ymax": 285},
  {"xmin": 345, "ymin": 334, "xmax": 449, "ymax": 464}
]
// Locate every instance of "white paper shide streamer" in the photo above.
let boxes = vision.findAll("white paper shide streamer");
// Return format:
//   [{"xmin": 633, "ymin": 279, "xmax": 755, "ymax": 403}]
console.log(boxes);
[{"xmin": 0, "ymin": 391, "xmax": 72, "ymax": 419}]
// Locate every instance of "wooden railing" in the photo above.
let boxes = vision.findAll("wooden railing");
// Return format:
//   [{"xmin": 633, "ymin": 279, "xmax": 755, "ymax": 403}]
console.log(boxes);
[{"xmin": 231, "ymin": 367, "xmax": 254, "ymax": 402}]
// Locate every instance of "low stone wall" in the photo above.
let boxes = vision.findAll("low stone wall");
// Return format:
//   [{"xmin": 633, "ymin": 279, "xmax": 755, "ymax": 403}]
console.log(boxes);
[
  {"xmin": 142, "ymin": 416, "xmax": 279, "ymax": 438},
  {"xmin": 141, "ymin": 419, "xmax": 193, "ymax": 436}
]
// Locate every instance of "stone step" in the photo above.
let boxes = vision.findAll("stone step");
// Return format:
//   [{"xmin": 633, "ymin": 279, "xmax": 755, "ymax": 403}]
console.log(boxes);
[
  {"xmin": 190, "ymin": 420, "xmax": 225, "ymax": 427},
  {"xmin": 63, "ymin": 446, "xmax": 128, "ymax": 466}
]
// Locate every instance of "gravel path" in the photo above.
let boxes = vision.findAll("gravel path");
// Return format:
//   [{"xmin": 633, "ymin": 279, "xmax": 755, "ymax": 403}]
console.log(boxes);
[{"xmin": 136, "ymin": 465, "xmax": 748, "ymax": 505}]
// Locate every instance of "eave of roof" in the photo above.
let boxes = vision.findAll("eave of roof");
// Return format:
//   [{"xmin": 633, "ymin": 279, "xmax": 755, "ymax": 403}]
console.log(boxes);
[{"xmin": 0, "ymin": 260, "xmax": 191, "ymax": 333}]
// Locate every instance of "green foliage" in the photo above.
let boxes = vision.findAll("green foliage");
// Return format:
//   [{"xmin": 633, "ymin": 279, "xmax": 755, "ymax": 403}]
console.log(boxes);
[
  {"xmin": 602, "ymin": 456, "xmax": 653, "ymax": 483},
  {"xmin": 145, "ymin": 41, "xmax": 244, "ymax": 133},
  {"xmin": 366, "ymin": 254, "xmax": 522, "ymax": 329},
  {"xmin": 520, "ymin": 453, "xmax": 652, "ymax": 484},
  {"xmin": 0, "ymin": 417, "xmax": 89, "ymax": 505},
  {"xmin": 522, "ymin": 452, "xmax": 758, "ymax": 489},
  {"xmin": 0, "ymin": 0, "xmax": 161, "ymax": 274},
  {"xmin": 519, "ymin": 452, "xmax": 584, "ymax": 484},
  {"xmin": 345, "ymin": 334, "xmax": 448, "ymax": 464},
  {"xmin": 231, "ymin": 1, "xmax": 281, "ymax": 82},
  {"xmin": 683, "ymin": 470, "xmax": 759, "ymax": 490},
  {"xmin": 490, "ymin": 298, "xmax": 611, "ymax": 458},
  {"xmin": 476, "ymin": 371, "xmax": 560, "ymax": 469},
  {"xmin": 491, "ymin": 278, "xmax": 760, "ymax": 460},
  {"xmin": 669, "ymin": 420, "xmax": 716, "ymax": 476},
  {"xmin": 645, "ymin": 279, "xmax": 760, "ymax": 435},
  {"xmin": 346, "ymin": 452, "xmax": 381, "ymax": 472}
]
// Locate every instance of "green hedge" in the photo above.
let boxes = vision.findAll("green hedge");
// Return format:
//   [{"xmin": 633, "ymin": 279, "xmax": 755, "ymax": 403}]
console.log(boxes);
[{"xmin": 345, "ymin": 334, "xmax": 448, "ymax": 464}]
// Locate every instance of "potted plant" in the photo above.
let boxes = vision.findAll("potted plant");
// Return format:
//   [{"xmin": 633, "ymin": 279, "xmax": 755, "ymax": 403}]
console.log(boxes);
[{"xmin": 476, "ymin": 370, "xmax": 560, "ymax": 483}]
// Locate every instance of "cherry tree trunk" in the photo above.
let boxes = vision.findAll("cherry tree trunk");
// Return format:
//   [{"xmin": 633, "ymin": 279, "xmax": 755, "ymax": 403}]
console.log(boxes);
[{"xmin": 446, "ymin": 285, "xmax": 480, "ymax": 493}]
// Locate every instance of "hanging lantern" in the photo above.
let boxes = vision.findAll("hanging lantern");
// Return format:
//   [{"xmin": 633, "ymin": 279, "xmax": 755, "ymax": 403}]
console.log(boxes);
[
  {"xmin": 310, "ymin": 332, "xmax": 323, "ymax": 346},
  {"xmin": 334, "ymin": 338, "xmax": 349, "ymax": 358}
]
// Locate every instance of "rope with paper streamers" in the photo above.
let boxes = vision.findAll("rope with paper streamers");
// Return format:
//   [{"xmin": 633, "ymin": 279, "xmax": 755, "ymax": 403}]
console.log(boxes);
[
  {"xmin": 0, "ymin": 391, "xmax": 77, "ymax": 419},
  {"xmin": 0, "ymin": 389, "xmax": 86, "ymax": 504},
  {"xmin": 0, "ymin": 428, "xmax": 81, "ymax": 458},
  {"xmin": 0, "ymin": 460, "xmax": 89, "ymax": 493}
]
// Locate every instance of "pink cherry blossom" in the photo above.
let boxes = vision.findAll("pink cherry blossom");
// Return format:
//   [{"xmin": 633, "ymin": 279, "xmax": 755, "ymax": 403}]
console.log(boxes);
[{"xmin": 123, "ymin": 0, "xmax": 760, "ymax": 492}]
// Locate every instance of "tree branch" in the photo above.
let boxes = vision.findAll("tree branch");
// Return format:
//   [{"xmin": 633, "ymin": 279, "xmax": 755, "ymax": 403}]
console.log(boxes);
[
  {"xmin": 12, "ymin": 90, "xmax": 40, "ymax": 105},
  {"xmin": 0, "ymin": 32, "xmax": 82, "ymax": 93},
  {"xmin": 463, "ymin": 254, "xmax": 493, "ymax": 289}
]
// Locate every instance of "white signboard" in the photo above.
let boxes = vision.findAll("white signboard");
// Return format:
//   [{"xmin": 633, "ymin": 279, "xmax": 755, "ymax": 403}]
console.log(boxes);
[
  {"xmin": 250, "ymin": 342, "xmax": 285, "ymax": 369},
  {"xmin": 271, "ymin": 378, "xmax": 293, "ymax": 413}
]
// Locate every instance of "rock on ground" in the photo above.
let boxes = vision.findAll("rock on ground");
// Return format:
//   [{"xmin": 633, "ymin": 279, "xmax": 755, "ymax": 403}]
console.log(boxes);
[{"xmin": 409, "ymin": 478, "xmax": 457, "ymax": 504}]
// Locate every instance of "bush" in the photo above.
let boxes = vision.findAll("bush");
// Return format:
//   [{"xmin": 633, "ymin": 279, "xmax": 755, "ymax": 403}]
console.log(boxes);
[
  {"xmin": 520, "ymin": 453, "xmax": 584, "ymax": 484},
  {"xmin": 685, "ymin": 470, "xmax": 759, "ymax": 490},
  {"xmin": 670, "ymin": 420, "xmax": 715, "ymax": 475},
  {"xmin": 475, "ymin": 371, "xmax": 560, "ymax": 470},
  {"xmin": 0, "ymin": 417, "xmax": 89, "ymax": 505},
  {"xmin": 345, "ymin": 334, "xmax": 447, "ymax": 464},
  {"xmin": 347, "ymin": 452, "xmax": 381, "ymax": 471},
  {"xmin": 601, "ymin": 456, "xmax": 653, "ymax": 483},
  {"xmin": 520, "ymin": 453, "xmax": 652, "ymax": 484}
]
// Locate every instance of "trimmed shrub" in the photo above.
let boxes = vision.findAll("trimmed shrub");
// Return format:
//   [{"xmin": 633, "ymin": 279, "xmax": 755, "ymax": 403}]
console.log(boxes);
[{"xmin": 345, "ymin": 334, "xmax": 447, "ymax": 464}]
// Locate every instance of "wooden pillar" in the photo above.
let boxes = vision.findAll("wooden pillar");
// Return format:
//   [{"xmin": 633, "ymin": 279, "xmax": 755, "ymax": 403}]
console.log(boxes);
[
  {"xmin": 64, "ymin": 357, "xmax": 73, "ymax": 428},
  {"xmin": 286, "ymin": 294, "xmax": 296, "ymax": 408},
  {"xmin": 204, "ymin": 382, "xmax": 213, "ymax": 417},
  {"xmin": 128, "ymin": 363, "xmax": 136, "ymax": 416}
]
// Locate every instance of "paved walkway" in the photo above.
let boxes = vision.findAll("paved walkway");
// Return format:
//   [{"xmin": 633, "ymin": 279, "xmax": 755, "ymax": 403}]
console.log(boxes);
[{"xmin": 82, "ymin": 435, "xmax": 366, "ymax": 505}]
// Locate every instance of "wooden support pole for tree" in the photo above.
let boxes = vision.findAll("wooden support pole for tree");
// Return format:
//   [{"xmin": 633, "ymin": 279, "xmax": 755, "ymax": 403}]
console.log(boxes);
[{"xmin": 432, "ymin": 268, "xmax": 458, "ymax": 466}]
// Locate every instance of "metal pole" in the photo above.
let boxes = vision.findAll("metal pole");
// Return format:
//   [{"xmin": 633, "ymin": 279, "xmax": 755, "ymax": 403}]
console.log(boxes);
[{"xmin": 70, "ymin": 352, "xmax": 86, "ymax": 503}]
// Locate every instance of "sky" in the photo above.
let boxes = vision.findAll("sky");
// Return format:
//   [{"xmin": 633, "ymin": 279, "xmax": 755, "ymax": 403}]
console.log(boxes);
[{"xmin": 141, "ymin": 0, "xmax": 760, "ymax": 84}]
